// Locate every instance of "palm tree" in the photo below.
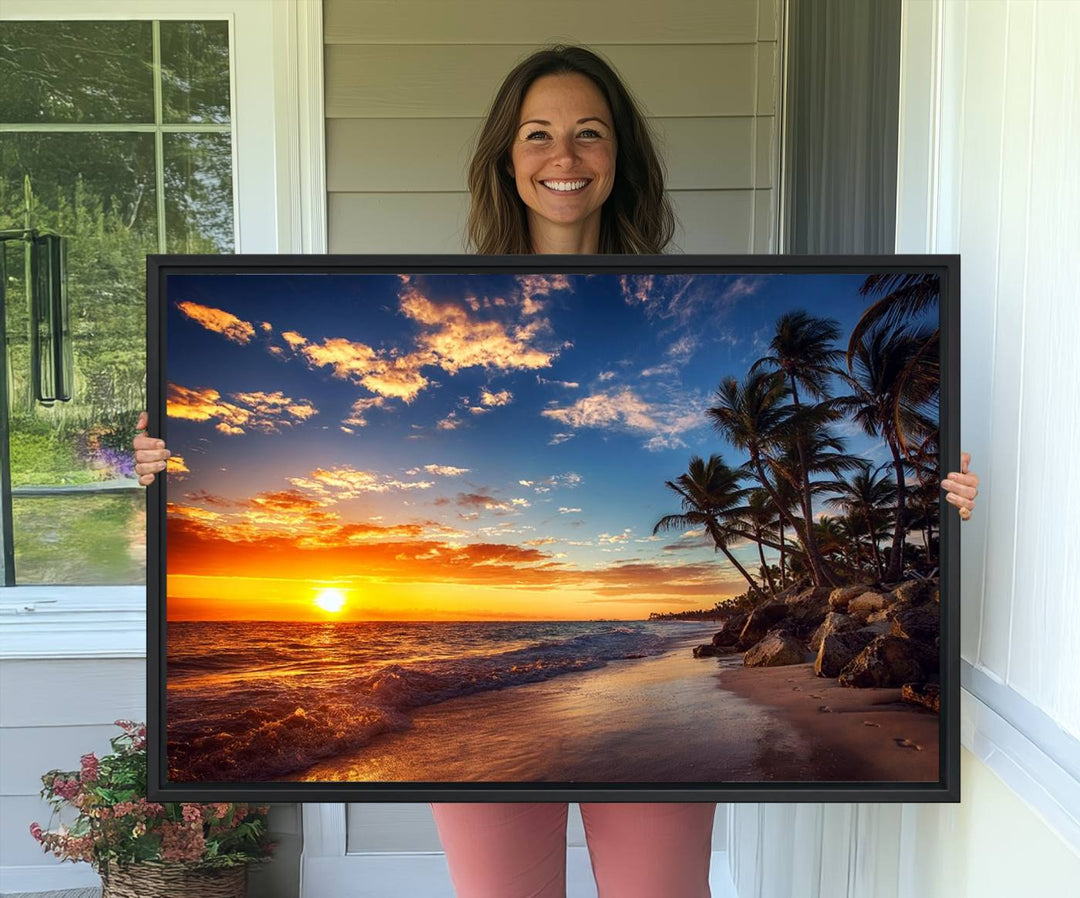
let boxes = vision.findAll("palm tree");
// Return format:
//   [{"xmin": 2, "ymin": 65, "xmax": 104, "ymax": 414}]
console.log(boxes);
[
  {"xmin": 811, "ymin": 516, "xmax": 847, "ymax": 564},
  {"xmin": 821, "ymin": 460, "xmax": 896, "ymax": 582},
  {"xmin": 831, "ymin": 322, "xmax": 940, "ymax": 581},
  {"xmin": 756, "ymin": 443, "xmax": 802, "ymax": 588},
  {"xmin": 706, "ymin": 369, "xmax": 841, "ymax": 588},
  {"xmin": 732, "ymin": 488, "xmax": 781, "ymax": 596},
  {"xmin": 902, "ymin": 428, "xmax": 942, "ymax": 567},
  {"xmin": 849, "ymin": 274, "xmax": 941, "ymax": 455},
  {"xmin": 653, "ymin": 454, "xmax": 767, "ymax": 602},
  {"xmin": 750, "ymin": 311, "xmax": 847, "ymax": 584}
]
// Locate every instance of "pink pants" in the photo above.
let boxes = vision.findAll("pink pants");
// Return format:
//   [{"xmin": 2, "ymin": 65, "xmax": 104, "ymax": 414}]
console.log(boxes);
[{"xmin": 430, "ymin": 802, "xmax": 716, "ymax": 898}]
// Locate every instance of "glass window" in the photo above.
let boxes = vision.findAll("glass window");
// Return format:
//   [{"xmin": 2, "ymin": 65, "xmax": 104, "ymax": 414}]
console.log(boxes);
[{"xmin": 0, "ymin": 19, "xmax": 233, "ymax": 584}]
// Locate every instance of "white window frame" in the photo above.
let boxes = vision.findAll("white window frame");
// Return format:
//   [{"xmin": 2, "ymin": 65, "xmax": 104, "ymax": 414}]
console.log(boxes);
[{"xmin": 0, "ymin": 0, "xmax": 326, "ymax": 660}]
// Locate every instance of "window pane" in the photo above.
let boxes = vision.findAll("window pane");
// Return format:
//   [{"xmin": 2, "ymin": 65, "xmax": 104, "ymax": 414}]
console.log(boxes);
[
  {"xmin": 0, "ymin": 19, "xmax": 234, "ymax": 586},
  {"xmin": 164, "ymin": 132, "xmax": 235, "ymax": 253},
  {"xmin": 1, "ymin": 131, "xmax": 157, "ymax": 441},
  {"xmin": 0, "ymin": 21, "xmax": 154, "ymax": 124},
  {"xmin": 12, "ymin": 494, "xmax": 146, "ymax": 585},
  {"xmin": 160, "ymin": 20, "xmax": 232, "ymax": 124}
]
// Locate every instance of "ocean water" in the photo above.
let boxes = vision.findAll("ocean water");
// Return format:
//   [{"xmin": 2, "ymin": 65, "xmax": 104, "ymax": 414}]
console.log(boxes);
[{"xmin": 166, "ymin": 618, "xmax": 711, "ymax": 782}]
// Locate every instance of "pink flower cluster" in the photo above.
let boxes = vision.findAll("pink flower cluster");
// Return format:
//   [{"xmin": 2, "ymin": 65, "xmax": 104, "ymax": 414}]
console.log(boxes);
[
  {"xmin": 80, "ymin": 753, "xmax": 99, "ymax": 782},
  {"xmin": 160, "ymin": 820, "xmax": 207, "ymax": 863},
  {"xmin": 30, "ymin": 721, "xmax": 273, "ymax": 873},
  {"xmin": 110, "ymin": 798, "xmax": 165, "ymax": 820},
  {"xmin": 29, "ymin": 823, "xmax": 96, "ymax": 864}
]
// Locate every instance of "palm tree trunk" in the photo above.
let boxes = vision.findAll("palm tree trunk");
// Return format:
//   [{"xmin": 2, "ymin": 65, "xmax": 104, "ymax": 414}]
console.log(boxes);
[
  {"xmin": 751, "ymin": 453, "xmax": 836, "ymax": 588},
  {"xmin": 719, "ymin": 543, "xmax": 768, "ymax": 602},
  {"xmin": 864, "ymin": 506, "xmax": 885, "ymax": 580},
  {"xmin": 785, "ymin": 379, "xmax": 841, "ymax": 588},
  {"xmin": 779, "ymin": 521, "xmax": 787, "ymax": 586},
  {"xmin": 755, "ymin": 529, "xmax": 778, "ymax": 595},
  {"xmin": 885, "ymin": 438, "xmax": 909, "ymax": 581}
]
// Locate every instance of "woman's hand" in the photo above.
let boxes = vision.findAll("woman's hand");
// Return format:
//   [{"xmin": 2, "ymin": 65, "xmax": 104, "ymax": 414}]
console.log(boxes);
[
  {"xmin": 941, "ymin": 451, "xmax": 979, "ymax": 521},
  {"xmin": 133, "ymin": 410, "xmax": 171, "ymax": 487}
]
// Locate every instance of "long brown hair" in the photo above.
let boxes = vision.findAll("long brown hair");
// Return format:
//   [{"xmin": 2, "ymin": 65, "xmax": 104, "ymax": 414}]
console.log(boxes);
[{"xmin": 465, "ymin": 45, "xmax": 676, "ymax": 255}]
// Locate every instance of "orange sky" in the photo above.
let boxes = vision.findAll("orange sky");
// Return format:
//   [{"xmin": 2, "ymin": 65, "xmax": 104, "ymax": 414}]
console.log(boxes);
[{"xmin": 165, "ymin": 499, "xmax": 745, "ymax": 622}]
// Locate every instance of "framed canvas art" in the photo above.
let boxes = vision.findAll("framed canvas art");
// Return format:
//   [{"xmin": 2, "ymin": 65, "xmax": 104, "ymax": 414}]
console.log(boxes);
[{"xmin": 146, "ymin": 254, "xmax": 960, "ymax": 803}]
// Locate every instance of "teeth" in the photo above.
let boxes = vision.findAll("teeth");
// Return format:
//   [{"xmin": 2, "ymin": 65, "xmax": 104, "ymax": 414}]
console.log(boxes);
[{"xmin": 542, "ymin": 179, "xmax": 588, "ymax": 191}]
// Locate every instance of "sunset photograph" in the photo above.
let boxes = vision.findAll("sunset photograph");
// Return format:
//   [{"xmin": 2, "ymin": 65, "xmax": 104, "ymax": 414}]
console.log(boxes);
[{"xmin": 162, "ymin": 268, "xmax": 944, "ymax": 786}]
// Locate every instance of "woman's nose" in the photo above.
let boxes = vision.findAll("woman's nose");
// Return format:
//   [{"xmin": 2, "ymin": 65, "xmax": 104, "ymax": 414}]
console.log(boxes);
[{"xmin": 548, "ymin": 134, "xmax": 580, "ymax": 164}]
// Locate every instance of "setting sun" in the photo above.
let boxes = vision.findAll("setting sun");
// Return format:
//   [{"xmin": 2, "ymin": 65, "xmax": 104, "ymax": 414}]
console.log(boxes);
[{"xmin": 314, "ymin": 588, "xmax": 347, "ymax": 614}]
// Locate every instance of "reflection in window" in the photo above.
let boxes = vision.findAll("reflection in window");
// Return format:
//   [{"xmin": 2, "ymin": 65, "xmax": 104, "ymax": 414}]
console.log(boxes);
[{"xmin": 0, "ymin": 19, "xmax": 233, "ymax": 584}]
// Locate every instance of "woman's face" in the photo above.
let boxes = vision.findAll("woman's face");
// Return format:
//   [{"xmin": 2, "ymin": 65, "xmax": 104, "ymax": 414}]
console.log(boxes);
[{"xmin": 508, "ymin": 73, "xmax": 617, "ymax": 239}]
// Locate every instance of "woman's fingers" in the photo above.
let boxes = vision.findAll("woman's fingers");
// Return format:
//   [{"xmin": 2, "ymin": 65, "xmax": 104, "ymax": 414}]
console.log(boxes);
[
  {"xmin": 940, "ymin": 475, "xmax": 978, "ymax": 499},
  {"xmin": 134, "ymin": 448, "xmax": 170, "ymax": 463},
  {"xmin": 133, "ymin": 410, "xmax": 167, "ymax": 487},
  {"xmin": 941, "ymin": 452, "xmax": 978, "ymax": 520}
]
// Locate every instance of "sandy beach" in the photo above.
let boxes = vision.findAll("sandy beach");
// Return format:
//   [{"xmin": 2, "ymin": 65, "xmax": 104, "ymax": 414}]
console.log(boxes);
[
  {"xmin": 284, "ymin": 626, "xmax": 939, "ymax": 784},
  {"xmin": 712, "ymin": 659, "xmax": 939, "ymax": 782}
]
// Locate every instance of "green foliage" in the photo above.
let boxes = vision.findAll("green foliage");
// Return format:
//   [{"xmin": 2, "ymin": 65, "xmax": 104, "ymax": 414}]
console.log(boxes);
[{"xmin": 31, "ymin": 722, "xmax": 275, "ymax": 876}]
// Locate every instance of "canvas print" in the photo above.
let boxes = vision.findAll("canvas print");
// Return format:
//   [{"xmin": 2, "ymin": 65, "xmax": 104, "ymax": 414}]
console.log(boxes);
[{"xmin": 157, "ymin": 261, "xmax": 951, "ymax": 795}]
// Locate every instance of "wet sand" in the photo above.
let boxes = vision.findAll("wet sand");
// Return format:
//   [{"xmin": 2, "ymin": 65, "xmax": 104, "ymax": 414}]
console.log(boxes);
[
  {"xmin": 713, "ymin": 659, "xmax": 940, "ymax": 782},
  {"xmin": 285, "ymin": 628, "xmax": 938, "ymax": 784}
]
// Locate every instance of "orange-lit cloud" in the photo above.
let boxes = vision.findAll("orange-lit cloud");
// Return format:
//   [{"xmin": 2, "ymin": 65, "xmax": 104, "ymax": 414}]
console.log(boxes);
[
  {"xmin": 541, "ymin": 387, "xmax": 705, "ymax": 451},
  {"xmin": 516, "ymin": 274, "xmax": 572, "ymax": 315},
  {"xmin": 166, "ymin": 455, "xmax": 190, "ymax": 474},
  {"xmin": 167, "ymin": 383, "xmax": 318, "ymax": 435},
  {"xmin": 176, "ymin": 301, "xmax": 255, "ymax": 344},
  {"xmin": 287, "ymin": 465, "xmax": 433, "ymax": 501},
  {"xmin": 343, "ymin": 396, "xmax": 387, "ymax": 428},
  {"xmin": 299, "ymin": 337, "xmax": 433, "ymax": 403},
  {"xmin": 435, "ymin": 491, "xmax": 514, "ymax": 513},
  {"xmin": 406, "ymin": 464, "xmax": 470, "ymax": 477},
  {"xmin": 480, "ymin": 388, "xmax": 513, "ymax": 407},
  {"xmin": 399, "ymin": 286, "xmax": 556, "ymax": 375}
]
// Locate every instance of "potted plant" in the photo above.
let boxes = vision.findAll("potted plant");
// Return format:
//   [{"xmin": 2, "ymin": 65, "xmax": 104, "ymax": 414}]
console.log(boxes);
[{"xmin": 30, "ymin": 720, "xmax": 275, "ymax": 897}]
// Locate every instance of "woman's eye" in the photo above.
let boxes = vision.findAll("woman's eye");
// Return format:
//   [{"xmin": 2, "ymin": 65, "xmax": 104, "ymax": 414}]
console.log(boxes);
[
  {"xmin": 579, "ymin": 129, "xmax": 601, "ymax": 138},
  {"xmin": 526, "ymin": 131, "xmax": 549, "ymax": 140}
]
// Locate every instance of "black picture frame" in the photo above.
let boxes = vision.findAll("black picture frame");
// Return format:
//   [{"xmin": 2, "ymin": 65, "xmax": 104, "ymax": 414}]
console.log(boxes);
[{"xmin": 146, "ymin": 253, "xmax": 960, "ymax": 804}]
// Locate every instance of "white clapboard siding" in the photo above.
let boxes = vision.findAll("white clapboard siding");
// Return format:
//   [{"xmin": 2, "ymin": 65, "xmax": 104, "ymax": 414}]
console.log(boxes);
[
  {"xmin": 329, "ymin": 189, "xmax": 758, "ymax": 255},
  {"xmin": 327, "ymin": 117, "xmax": 770, "ymax": 192},
  {"xmin": 0, "ymin": 659, "xmax": 145, "ymax": 872},
  {"xmin": 326, "ymin": 44, "xmax": 764, "ymax": 119},
  {"xmin": 324, "ymin": 0, "xmax": 762, "ymax": 45}
]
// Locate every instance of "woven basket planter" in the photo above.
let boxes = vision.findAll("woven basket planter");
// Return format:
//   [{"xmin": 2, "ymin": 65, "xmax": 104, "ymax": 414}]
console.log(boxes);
[{"xmin": 100, "ymin": 862, "xmax": 247, "ymax": 897}]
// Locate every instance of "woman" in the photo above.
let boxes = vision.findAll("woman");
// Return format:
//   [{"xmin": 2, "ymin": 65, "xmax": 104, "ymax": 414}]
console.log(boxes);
[{"xmin": 134, "ymin": 45, "xmax": 979, "ymax": 898}]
